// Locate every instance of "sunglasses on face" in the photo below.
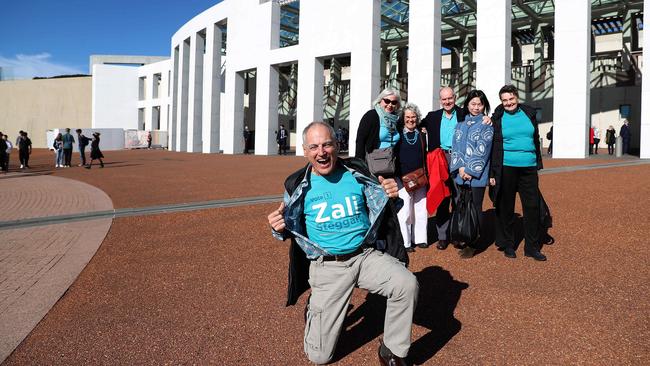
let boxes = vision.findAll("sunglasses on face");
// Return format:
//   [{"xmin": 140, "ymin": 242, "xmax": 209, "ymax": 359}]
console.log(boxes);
[{"xmin": 382, "ymin": 98, "xmax": 399, "ymax": 106}]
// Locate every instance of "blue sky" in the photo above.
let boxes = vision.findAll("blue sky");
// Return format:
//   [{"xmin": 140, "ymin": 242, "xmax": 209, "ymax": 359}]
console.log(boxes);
[{"xmin": 0, "ymin": 0, "xmax": 222, "ymax": 79}]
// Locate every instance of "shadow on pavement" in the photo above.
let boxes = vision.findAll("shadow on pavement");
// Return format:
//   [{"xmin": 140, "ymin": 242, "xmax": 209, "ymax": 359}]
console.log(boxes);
[{"xmin": 331, "ymin": 266, "xmax": 468, "ymax": 364}]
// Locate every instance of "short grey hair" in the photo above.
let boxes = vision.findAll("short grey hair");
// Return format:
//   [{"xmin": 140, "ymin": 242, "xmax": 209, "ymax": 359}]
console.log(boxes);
[
  {"xmin": 402, "ymin": 102, "xmax": 422, "ymax": 122},
  {"xmin": 302, "ymin": 121, "xmax": 337, "ymax": 146},
  {"xmin": 373, "ymin": 88, "xmax": 402, "ymax": 109}
]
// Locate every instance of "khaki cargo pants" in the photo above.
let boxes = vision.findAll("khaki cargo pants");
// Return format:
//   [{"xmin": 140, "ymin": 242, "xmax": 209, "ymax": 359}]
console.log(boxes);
[{"xmin": 304, "ymin": 247, "xmax": 418, "ymax": 364}]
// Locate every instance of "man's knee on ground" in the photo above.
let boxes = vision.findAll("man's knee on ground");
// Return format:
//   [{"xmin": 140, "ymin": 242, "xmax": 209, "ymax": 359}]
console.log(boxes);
[{"xmin": 394, "ymin": 270, "xmax": 419, "ymax": 299}]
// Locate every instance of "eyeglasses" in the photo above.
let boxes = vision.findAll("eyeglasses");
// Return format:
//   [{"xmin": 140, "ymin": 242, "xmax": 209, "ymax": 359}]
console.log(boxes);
[
  {"xmin": 382, "ymin": 98, "xmax": 399, "ymax": 106},
  {"xmin": 306, "ymin": 141, "xmax": 336, "ymax": 152}
]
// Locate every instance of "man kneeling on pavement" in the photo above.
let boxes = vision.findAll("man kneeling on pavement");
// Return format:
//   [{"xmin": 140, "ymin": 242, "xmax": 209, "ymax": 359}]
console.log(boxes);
[{"xmin": 268, "ymin": 121, "xmax": 418, "ymax": 365}]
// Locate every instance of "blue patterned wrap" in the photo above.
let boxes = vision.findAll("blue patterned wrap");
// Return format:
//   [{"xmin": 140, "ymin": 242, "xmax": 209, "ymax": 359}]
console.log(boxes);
[{"xmin": 449, "ymin": 114, "xmax": 494, "ymax": 187}]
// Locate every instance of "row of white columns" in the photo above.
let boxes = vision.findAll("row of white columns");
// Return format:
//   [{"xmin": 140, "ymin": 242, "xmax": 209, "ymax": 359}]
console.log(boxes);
[{"xmin": 170, "ymin": 0, "xmax": 646, "ymax": 158}]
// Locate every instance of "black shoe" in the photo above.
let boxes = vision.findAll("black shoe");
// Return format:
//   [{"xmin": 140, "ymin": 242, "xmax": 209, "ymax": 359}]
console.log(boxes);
[
  {"xmin": 504, "ymin": 247, "xmax": 516, "ymax": 258},
  {"xmin": 405, "ymin": 247, "xmax": 415, "ymax": 253},
  {"xmin": 452, "ymin": 241, "xmax": 464, "ymax": 249},
  {"xmin": 416, "ymin": 242, "xmax": 429, "ymax": 249},
  {"xmin": 459, "ymin": 247, "xmax": 476, "ymax": 259},
  {"xmin": 378, "ymin": 340, "xmax": 407, "ymax": 366},
  {"xmin": 84, "ymin": 165, "xmax": 91, "ymax": 169},
  {"xmin": 524, "ymin": 250, "xmax": 547, "ymax": 261},
  {"xmin": 436, "ymin": 240, "xmax": 449, "ymax": 250}
]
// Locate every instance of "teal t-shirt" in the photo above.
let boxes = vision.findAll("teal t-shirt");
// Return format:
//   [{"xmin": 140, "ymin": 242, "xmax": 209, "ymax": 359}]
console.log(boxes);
[
  {"xmin": 440, "ymin": 110, "xmax": 456, "ymax": 150},
  {"xmin": 379, "ymin": 122, "xmax": 400, "ymax": 148},
  {"xmin": 502, "ymin": 109, "xmax": 537, "ymax": 167},
  {"xmin": 304, "ymin": 167, "xmax": 370, "ymax": 255}
]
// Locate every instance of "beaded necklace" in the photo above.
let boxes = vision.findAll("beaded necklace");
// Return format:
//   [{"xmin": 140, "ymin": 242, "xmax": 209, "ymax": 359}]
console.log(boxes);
[{"xmin": 404, "ymin": 129, "xmax": 418, "ymax": 145}]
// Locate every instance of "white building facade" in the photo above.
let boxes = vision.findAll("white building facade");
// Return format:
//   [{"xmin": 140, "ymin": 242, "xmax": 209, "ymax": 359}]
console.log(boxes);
[{"xmin": 94, "ymin": 0, "xmax": 649, "ymax": 158}]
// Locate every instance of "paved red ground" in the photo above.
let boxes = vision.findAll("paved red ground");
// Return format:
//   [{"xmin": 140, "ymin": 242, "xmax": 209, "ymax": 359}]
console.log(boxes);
[{"xmin": 2, "ymin": 149, "xmax": 649, "ymax": 365}]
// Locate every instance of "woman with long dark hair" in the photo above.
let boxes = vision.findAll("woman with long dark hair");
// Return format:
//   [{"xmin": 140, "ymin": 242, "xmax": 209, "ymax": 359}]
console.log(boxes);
[
  {"xmin": 85, "ymin": 132, "xmax": 105, "ymax": 169},
  {"xmin": 449, "ymin": 90, "xmax": 493, "ymax": 258}
]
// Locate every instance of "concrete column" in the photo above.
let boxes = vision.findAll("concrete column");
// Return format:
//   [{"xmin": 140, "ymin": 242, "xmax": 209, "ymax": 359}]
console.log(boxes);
[
  {"xmin": 460, "ymin": 34, "xmax": 474, "ymax": 96},
  {"xmin": 254, "ymin": 65, "xmax": 279, "ymax": 155},
  {"xmin": 476, "ymin": 0, "xmax": 511, "ymax": 110},
  {"xmin": 533, "ymin": 24, "xmax": 545, "ymax": 82},
  {"xmin": 388, "ymin": 47, "xmax": 399, "ymax": 89},
  {"xmin": 202, "ymin": 24, "xmax": 222, "ymax": 153},
  {"xmin": 641, "ymin": 1, "xmax": 650, "ymax": 159},
  {"xmin": 553, "ymin": 1, "xmax": 591, "ymax": 158},
  {"xmin": 622, "ymin": 10, "xmax": 633, "ymax": 71},
  {"xmin": 178, "ymin": 38, "xmax": 190, "ymax": 152},
  {"xmin": 146, "ymin": 75, "xmax": 156, "ymax": 130},
  {"xmin": 171, "ymin": 46, "xmax": 179, "ymax": 150},
  {"xmin": 223, "ymin": 70, "xmax": 245, "ymax": 154},
  {"xmin": 408, "ymin": 0, "xmax": 441, "ymax": 113},
  {"xmin": 187, "ymin": 32, "xmax": 205, "ymax": 152},
  {"xmin": 297, "ymin": 57, "xmax": 325, "ymax": 153},
  {"xmin": 349, "ymin": 0, "xmax": 381, "ymax": 158}
]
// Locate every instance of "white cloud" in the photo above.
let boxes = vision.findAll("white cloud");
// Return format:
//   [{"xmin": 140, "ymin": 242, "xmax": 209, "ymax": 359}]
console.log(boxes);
[{"xmin": 0, "ymin": 53, "xmax": 85, "ymax": 80}]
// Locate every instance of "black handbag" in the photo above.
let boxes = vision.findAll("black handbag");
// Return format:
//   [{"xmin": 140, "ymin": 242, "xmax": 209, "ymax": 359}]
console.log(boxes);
[{"xmin": 450, "ymin": 184, "xmax": 480, "ymax": 245}]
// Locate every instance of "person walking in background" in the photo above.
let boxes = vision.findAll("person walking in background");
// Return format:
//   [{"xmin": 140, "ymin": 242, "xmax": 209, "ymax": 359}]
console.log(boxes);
[
  {"xmin": 489, "ymin": 85, "xmax": 547, "ymax": 262},
  {"xmin": 54, "ymin": 133, "xmax": 64, "ymax": 168},
  {"xmin": 276, "ymin": 124, "xmax": 288, "ymax": 155},
  {"xmin": 396, "ymin": 103, "xmax": 428, "ymax": 253},
  {"xmin": 355, "ymin": 87, "xmax": 402, "ymax": 170},
  {"xmin": 606, "ymin": 125, "xmax": 616, "ymax": 155},
  {"xmin": 620, "ymin": 119, "xmax": 631, "ymax": 155},
  {"xmin": 243, "ymin": 126, "xmax": 252, "ymax": 154},
  {"xmin": 592, "ymin": 125, "xmax": 601, "ymax": 154},
  {"xmin": 85, "ymin": 132, "xmax": 104, "ymax": 169},
  {"xmin": 76, "ymin": 129, "xmax": 90, "ymax": 166},
  {"xmin": 588, "ymin": 125, "xmax": 595, "ymax": 155},
  {"xmin": 17, "ymin": 131, "xmax": 32, "ymax": 169},
  {"xmin": 61, "ymin": 128, "xmax": 75, "ymax": 167},
  {"xmin": 2, "ymin": 134, "xmax": 12, "ymax": 172},
  {"xmin": 0, "ymin": 132, "xmax": 7, "ymax": 173},
  {"xmin": 450, "ymin": 90, "xmax": 494, "ymax": 259},
  {"xmin": 546, "ymin": 125, "xmax": 553, "ymax": 155},
  {"xmin": 147, "ymin": 131, "xmax": 152, "ymax": 149}
]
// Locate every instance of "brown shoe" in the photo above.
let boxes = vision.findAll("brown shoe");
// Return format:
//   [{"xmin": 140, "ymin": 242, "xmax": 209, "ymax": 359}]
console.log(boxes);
[{"xmin": 378, "ymin": 341, "xmax": 407, "ymax": 366}]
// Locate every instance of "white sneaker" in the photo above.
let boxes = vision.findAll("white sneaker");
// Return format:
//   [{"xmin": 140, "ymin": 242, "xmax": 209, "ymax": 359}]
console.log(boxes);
[
  {"xmin": 56, "ymin": 164, "xmax": 59, "ymax": 168},
  {"xmin": 20, "ymin": 164, "xmax": 24, "ymax": 169}
]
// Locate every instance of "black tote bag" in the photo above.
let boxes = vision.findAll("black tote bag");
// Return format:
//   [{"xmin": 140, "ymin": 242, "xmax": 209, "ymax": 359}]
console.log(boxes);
[{"xmin": 450, "ymin": 184, "xmax": 480, "ymax": 245}]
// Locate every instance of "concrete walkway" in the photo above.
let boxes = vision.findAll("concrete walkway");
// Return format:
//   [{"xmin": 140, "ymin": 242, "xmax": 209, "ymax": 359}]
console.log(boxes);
[{"xmin": 0, "ymin": 174, "xmax": 113, "ymax": 363}]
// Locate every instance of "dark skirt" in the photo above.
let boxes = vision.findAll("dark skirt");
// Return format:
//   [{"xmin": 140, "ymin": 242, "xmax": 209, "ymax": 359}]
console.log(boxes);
[{"xmin": 90, "ymin": 148, "xmax": 104, "ymax": 160}]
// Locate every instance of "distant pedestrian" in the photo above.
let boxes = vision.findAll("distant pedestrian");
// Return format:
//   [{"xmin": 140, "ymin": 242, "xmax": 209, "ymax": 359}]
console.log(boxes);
[
  {"xmin": 276, "ymin": 124, "xmax": 288, "ymax": 155},
  {"xmin": 147, "ymin": 131, "xmax": 152, "ymax": 149},
  {"xmin": 620, "ymin": 119, "xmax": 631, "ymax": 155},
  {"xmin": 588, "ymin": 126, "xmax": 594, "ymax": 155},
  {"xmin": 17, "ymin": 131, "xmax": 32, "ymax": 169},
  {"xmin": 62, "ymin": 128, "xmax": 75, "ymax": 167},
  {"xmin": 85, "ymin": 132, "xmax": 104, "ymax": 169},
  {"xmin": 606, "ymin": 125, "xmax": 616, "ymax": 155},
  {"xmin": 0, "ymin": 132, "xmax": 7, "ymax": 172},
  {"xmin": 592, "ymin": 125, "xmax": 601, "ymax": 154},
  {"xmin": 546, "ymin": 125, "xmax": 553, "ymax": 155},
  {"xmin": 54, "ymin": 133, "xmax": 64, "ymax": 168},
  {"xmin": 243, "ymin": 126, "xmax": 251, "ymax": 154},
  {"xmin": 76, "ymin": 129, "xmax": 90, "ymax": 166},
  {"xmin": 2, "ymin": 134, "xmax": 11, "ymax": 171}
]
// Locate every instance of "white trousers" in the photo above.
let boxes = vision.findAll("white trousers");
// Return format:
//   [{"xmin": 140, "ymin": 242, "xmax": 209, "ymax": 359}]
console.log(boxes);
[{"xmin": 397, "ymin": 180, "xmax": 428, "ymax": 247}]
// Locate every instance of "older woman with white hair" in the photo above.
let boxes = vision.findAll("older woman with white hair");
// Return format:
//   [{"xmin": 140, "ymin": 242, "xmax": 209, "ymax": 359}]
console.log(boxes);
[
  {"xmin": 395, "ymin": 103, "xmax": 429, "ymax": 252},
  {"xmin": 355, "ymin": 88, "xmax": 402, "ymax": 175}
]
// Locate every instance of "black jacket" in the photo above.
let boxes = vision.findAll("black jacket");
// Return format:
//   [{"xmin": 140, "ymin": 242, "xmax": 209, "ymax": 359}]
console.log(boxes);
[
  {"xmin": 281, "ymin": 158, "xmax": 408, "ymax": 306},
  {"xmin": 489, "ymin": 104, "xmax": 544, "ymax": 204},
  {"xmin": 418, "ymin": 105, "xmax": 466, "ymax": 152},
  {"xmin": 355, "ymin": 109, "xmax": 404, "ymax": 160}
]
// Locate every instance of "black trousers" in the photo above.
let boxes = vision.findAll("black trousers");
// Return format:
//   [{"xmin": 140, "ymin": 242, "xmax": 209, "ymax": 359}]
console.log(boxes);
[
  {"xmin": 19, "ymin": 150, "xmax": 29, "ymax": 167},
  {"xmin": 608, "ymin": 144, "xmax": 614, "ymax": 155},
  {"xmin": 63, "ymin": 148, "xmax": 73, "ymax": 166},
  {"xmin": 495, "ymin": 166, "xmax": 540, "ymax": 253}
]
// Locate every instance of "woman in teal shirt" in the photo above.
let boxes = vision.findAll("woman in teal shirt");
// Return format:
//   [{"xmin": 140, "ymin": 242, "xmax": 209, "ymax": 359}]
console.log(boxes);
[{"xmin": 489, "ymin": 85, "xmax": 546, "ymax": 261}]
